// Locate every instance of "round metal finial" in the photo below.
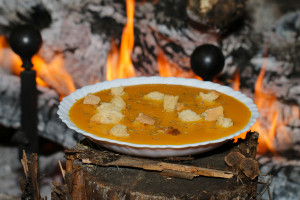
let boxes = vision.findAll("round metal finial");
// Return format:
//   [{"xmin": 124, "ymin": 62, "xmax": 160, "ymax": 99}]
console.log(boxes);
[
  {"xmin": 190, "ymin": 44, "xmax": 225, "ymax": 81},
  {"xmin": 9, "ymin": 25, "xmax": 42, "ymax": 70}
]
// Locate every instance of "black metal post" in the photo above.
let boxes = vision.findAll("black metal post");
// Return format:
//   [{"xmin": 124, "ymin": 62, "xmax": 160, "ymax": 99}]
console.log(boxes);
[
  {"xmin": 190, "ymin": 44, "xmax": 225, "ymax": 81},
  {"xmin": 20, "ymin": 69, "xmax": 38, "ymax": 154},
  {"xmin": 9, "ymin": 25, "xmax": 42, "ymax": 155}
]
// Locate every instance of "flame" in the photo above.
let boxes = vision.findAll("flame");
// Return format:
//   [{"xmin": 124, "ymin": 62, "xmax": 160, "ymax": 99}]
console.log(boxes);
[
  {"xmin": 105, "ymin": 0, "xmax": 204, "ymax": 81},
  {"xmin": 252, "ymin": 63, "xmax": 279, "ymax": 154},
  {"xmin": 232, "ymin": 63, "xmax": 285, "ymax": 155},
  {"xmin": 157, "ymin": 48, "xmax": 203, "ymax": 80},
  {"xmin": 0, "ymin": 36, "xmax": 75, "ymax": 98},
  {"xmin": 103, "ymin": 0, "xmax": 291, "ymax": 156},
  {"xmin": 106, "ymin": 0, "xmax": 136, "ymax": 81},
  {"xmin": 233, "ymin": 71, "xmax": 240, "ymax": 91},
  {"xmin": 234, "ymin": 57, "xmax": 295, "ymax": 154},
  {"xmin": 157, "ymin": 48, "xmax": 173, "ymax": 77}
]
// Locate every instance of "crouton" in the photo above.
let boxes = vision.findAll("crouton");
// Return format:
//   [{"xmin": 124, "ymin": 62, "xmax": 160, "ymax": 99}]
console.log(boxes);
[
  {"xmin": 202, "ymin": 106, "xmax": 224, "ymax": 121},
  {"xmin": 92, "ymin": 94, "xmax": 126, "ymax": 124},
  {"xmin": 164, "ymin": 126, "xmax": 180, "ymax": 135},
  {"xmin": 109, "ymin": 124, "xmax": 129, "ymax": 137},
  {"xmin": 135, "ymin": 113, "xmax": 155, "ymax": 125},
  {"xmin": 96, "ymin": 102, "xmax": 115, "ymax": 112},
  {"xmin": 163, "ymin": 95, "xmax": 179, "ymax": 112},
  {"xmin": 176, "ymin": 102, "xmax": 184, "ymax": 111},
  {"xmin": 144, "ymin": 91, "xmax": 165, "ymax": 101},
  {"xmin": 216, "ymin": 116, "xmax": 233, "ymax": 128},
  {"xmin": 83, "ymin": 93, "xmax": 100, "ymax": 105},
  {"xmin": 90, "ymin": 109, "xmax": 124, "ymax": 124},
  {"xmin": 111, "ymin": 96, "xmax": 126, "ymax": 111},
  {"xmin": 178, "ymin": 109, "xmax": 201, "ymax": 122},
  {"xmin": 90, "ymin": 113, "xmax": 102, "ymax": 124},
  {"xmin": 199, "ymin": 90, "xmax": 220, "ymax": 102},
  {"xmin": 111, "ymin": 86, "xmax": 125, "ymax": 96},
  {"xmin": 92, "ymin": 102, "xmax": 124, "ymax": 124}
]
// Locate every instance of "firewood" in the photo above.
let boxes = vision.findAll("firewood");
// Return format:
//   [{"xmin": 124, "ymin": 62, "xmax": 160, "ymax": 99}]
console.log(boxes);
[{"xmin": 76, "ymin": 149, "xmax": 235, "ymax": 179}]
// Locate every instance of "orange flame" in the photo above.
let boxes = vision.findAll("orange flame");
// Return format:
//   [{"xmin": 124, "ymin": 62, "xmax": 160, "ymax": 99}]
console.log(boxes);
[
  {"xmin": 106, "ymin": 0, "xmax": 136, "ymax": 80},
  {"xmin": 252, "ymin": 63, "xmax": 279, "ymax": 154},
  {"xmin": 233, "ymin": 71, "xmax": 240, "ymax": 91},
  {"xmin": 103, "ymin": 1, "xmax": 291, "ymax": 156},
  {"xmin": 157, "ymin": 48, "xmax": 203, "ymax": 80},
  {"xmin": 0, "ymin": 36, "xmax": 75, "ymax": 98},
  {"xmin": 232, "ymin": 63, "xmax": 285, "ymax": 155}
]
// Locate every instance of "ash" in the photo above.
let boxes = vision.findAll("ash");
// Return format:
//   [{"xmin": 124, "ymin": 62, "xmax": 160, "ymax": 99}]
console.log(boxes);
[{"xmin": 258, "ymin": 154, "xmax": 300, "ymax": 200}]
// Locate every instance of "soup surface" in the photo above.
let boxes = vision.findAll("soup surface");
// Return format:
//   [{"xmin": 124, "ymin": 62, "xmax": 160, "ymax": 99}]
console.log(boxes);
[{"xmin": 69, "ymin": 84, "xmax": 251, "ymax": 145}]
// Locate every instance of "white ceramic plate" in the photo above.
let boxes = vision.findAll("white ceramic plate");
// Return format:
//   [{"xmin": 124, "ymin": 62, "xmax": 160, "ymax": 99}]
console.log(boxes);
[{"xmin": 57, "ymin": 76, "xmax": 259, "ymax": 157}]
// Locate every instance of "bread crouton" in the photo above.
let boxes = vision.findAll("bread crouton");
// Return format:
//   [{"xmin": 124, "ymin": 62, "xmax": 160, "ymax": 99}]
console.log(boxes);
[
  {"xmin": 164, "ymin": 126, "xmax": 180, "ymax": 135},
  {"xmin": 92, "ymin": 95, "xmax": 126, "ymax": 124},
  {"xmin": 163, "ymin": 95, "xmax": 179, "ymax": 112},
  {"xmin": 202, "ymin": 106, "xmax": 224, "ymax": 121},
  {"xmin": 109, "ymin": 124, "xmax": 129, "ymax": 137},
  {"xmin": 216, "ymin": 116, "xmax": 233, "ymax": 128},
  {"xmin": 199, "ymin": 90, "xmax": 220, "ymax": 102},
  {"xmin": 96, "ymin": 102, "xmax": 115, "ymax": 112},
  {"xmin": 111, "ymin": 96, "xmax": 126, "ymax": 111},
  {"xmin": 111, "ymin": 86, "xmax": 125, "ymax": 96},
  {"xmin": 90, "ymin": 109, "xmax": 124, "ymax": 124},
  {"xmin": 92, "ymin": 102, "xmax": 124, "ymax": 124},
  {"xmin": 135, "ymin": 113, "xmax": 155, "ymax": 125},
  {"xmin": 83, "ymin": 93, "xmax": 100, "ymax": 105},
  {"xmin": 178, "ymin": 109, "xmax": 201, "ymax": 122},
  {"xmin": 144, "ymin": 91, "xmax": 165, "ymax": 101},
  {"xmin": 176, "ymin": 102, "xmax": 184, "ymax": 111}
]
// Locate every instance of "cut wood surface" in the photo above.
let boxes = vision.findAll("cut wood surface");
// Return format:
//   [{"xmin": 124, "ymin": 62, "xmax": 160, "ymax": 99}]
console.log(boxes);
[
  {"xmin": 66, "ymin": 147, "xmax": 236, "ymax": 179},
  {"xmin": 59, "ymin": 131, "xmax": 259, "ymax": 200}
]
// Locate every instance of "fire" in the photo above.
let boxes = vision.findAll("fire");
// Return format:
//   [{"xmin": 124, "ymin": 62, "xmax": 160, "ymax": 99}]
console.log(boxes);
[
  {"xmin": 232, "ymin": 59, "xmax": 290, "ymax": 154},
  {"xmin": 106, "ymin": 0, "xmax": 136, "ymax": 81},
  {"xmin": 157, "ymin": 48, "xmax": 203, "ymax": 80},
  {"xmin": 252, "ymin": 64, "xmax": 278, "ymax": 154},
  {"xmin": 0, "ymin": 36, "xmax": 75, "ymax": 98},
  {"xmin": 103, "ymin": 0, "xmax": 290, "ymax": 155},
  {"xmin": 105, "ymin": 0, "xmax": 203, "ymax": 81},
  {"xmin": 233, "ymin": 70, "xmax": 240, "ymax": 91}
]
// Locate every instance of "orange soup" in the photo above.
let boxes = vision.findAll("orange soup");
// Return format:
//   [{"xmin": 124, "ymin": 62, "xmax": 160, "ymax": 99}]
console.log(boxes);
[{"xmin": 69, "ymin": 84, "xmax": 251, "ymax": 145}]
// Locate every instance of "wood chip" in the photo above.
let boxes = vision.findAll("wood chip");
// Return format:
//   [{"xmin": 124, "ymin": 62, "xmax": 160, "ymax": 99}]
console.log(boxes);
[
  {"xmin": 225, "ymin": 152, "xmax": 246, "ymax": 168},
  {"xmin": 240, "ymin": 158, "xmax": 260, "ymax": 180}
]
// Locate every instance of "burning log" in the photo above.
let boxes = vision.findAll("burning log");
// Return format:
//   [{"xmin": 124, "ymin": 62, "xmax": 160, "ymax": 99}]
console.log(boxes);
[
  {"xmin": 0, "ymin": 0, "xmax": 299, "ymax": 156},
  {"xmin": 186, "ymin": 0, "xmax": 246, "ymax": 32}
]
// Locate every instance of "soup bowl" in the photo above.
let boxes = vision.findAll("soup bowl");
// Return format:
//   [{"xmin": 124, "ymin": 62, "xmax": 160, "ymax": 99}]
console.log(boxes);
[{"xmin": 57, "ymin": 76, "xmax": 259, "ymax": 157}]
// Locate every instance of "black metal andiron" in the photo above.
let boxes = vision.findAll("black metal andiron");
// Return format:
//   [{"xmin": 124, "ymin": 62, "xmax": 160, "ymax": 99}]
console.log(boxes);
[
  {"xmin": 190, "ymin": 44, "xmax": 225, "ymax": 81},
  {"xmin": 9, "ymin": 25, "xmax": 42, "ymax": 155}
]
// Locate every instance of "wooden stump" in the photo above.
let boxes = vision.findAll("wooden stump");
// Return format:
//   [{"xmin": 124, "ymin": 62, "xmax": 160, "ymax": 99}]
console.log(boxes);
[{"xmin": 53, "ymin": 131, "xmax": 259, "ymax": 200}]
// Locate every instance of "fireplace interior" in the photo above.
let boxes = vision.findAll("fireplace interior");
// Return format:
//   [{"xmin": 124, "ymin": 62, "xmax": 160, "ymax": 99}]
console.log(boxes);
[{"xmin": 0, "ymin": 0, "xmax": 300, "ymax": 199}]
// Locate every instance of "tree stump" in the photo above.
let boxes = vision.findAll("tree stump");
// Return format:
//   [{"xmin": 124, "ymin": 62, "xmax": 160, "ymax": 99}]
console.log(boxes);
[{"xmin": 53, "ymin": 131, "xmax": 259, "ymax": 200}]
